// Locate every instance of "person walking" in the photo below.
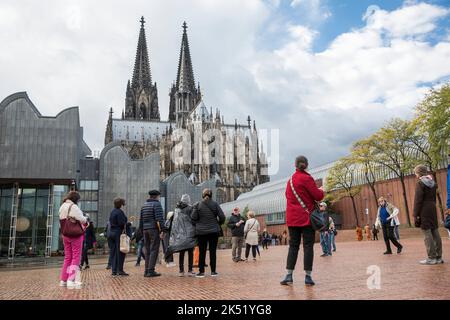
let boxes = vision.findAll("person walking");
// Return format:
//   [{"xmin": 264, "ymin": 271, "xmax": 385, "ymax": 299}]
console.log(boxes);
[
  {"xmin": 413, "ymin": 165, "xmax": 443, "ymax": 265},
  {"xmin": 375, "ymin": 197, "xmax": 403, "ymax": 255},
  {"xmin": 59, "ymin": 191, "xmax": 88, "ymax": 288},
  {"xmin": 262, "ymin": 229, "xmax": 270, "ymax": 250},
  {"xmin": 280, "ymin": 155, "xmax": 324, "ymax": 286},
  {"xmin": 244, "ymin": 211, "xmax": 260, "ymax": 261},
  {"xmin": 328, "ymin": 216, "xmax": 337, "ymax": 252},
  {"xmin": 139, "ymin": 190, "xmax": 166, "ymax": 277},
  {"xmin": 108, "ymin": 198, "xmax": 130, "ymax": 276},
  {"xmin": 131, "ymin": 228, "xmax": 145, "ymax": 267},
  {"xmin": 282, "ymin": 230, "xmax": 288, "ymax": 245},
  {"xmin": 372, "ymin": 224, "xmax": 379, "ymax": 241},
  {"xmin": 318, "ymin": 202, "xmax": 331, "ymax": 257},
  {"xmin": 80, "ymin": 220, "xmax": 96, "ymax": 270},
  {"xmin": 227, "ymin": 207, "xmax": 246, "ymax": 262},
  {"xmin": 166, "ymin": 194, "xmax": 197, "ymax": 277},
  {"xmin": 191, "ymin": 188, "xmax": 225, "ymax": 278}
]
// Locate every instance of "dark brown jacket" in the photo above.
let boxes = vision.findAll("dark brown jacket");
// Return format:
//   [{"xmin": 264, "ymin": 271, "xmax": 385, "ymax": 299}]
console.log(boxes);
[{"xmin": 413, "ymin": 177, "xmax": 438, "ymax": 230}]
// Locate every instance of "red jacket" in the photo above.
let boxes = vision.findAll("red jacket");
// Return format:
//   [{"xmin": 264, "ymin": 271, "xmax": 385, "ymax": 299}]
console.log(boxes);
[{"xmin": 285, "ymin": 169, "xmax": 324, "ymax": 227}]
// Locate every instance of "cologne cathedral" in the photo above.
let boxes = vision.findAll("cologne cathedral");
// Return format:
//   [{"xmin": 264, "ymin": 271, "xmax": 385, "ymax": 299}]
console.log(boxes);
[{"xmin": 104, "ymin": 17, "xmax": 269, "ymax": 203}]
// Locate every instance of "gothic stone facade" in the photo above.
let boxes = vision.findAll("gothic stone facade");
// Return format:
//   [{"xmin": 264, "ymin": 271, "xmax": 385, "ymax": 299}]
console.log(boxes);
[{"xmin": 105, "ymin": 18, "xmax": 269, "ymax": 203}]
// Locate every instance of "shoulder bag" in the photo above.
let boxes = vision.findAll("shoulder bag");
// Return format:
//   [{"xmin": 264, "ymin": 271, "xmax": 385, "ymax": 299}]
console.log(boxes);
[
  {"xmin": 60, "ymin": 204, "xmax": 86, "ymax": 238},
  {"xmin": 244, "ymin": 220, "xmax": 257, "ymax": 240},
  {"xmin": 289, "ymin": 176, "xmax": 325, "ymax": 231}
]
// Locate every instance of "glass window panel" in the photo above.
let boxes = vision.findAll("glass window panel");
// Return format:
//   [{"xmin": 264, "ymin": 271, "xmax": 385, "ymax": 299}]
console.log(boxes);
[
  {"xmin": 80, "ymin": 181, "xmax": 86, "ymax": 190},
  {"xmin": 92, "ymin": 181, "xmax": 98, "ymax": 190}
]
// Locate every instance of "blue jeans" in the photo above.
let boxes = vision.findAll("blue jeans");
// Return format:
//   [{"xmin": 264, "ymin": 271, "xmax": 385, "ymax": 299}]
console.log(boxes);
[
  {"xmin": 320, "ymin": 231, "xmax": 331, "ymax": 255},
  {"xmin": 329, "ymin": 232, "xmax": 336, "ymax": 251},
  {"xmin": 136, "ymin": 240, "xmax": 145, "ymax": 264}
]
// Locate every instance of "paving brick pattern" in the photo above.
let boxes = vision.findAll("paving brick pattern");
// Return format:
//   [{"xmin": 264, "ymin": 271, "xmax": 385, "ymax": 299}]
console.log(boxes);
[{"xmin": 0, "ymin": 237, "xmax": 449, "ymax": 300}]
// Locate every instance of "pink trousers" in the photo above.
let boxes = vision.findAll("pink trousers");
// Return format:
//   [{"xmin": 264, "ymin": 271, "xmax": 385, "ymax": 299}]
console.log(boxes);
[{"xmin": 60, "ymin": 235, "xmax": 84, "ymax": 282}]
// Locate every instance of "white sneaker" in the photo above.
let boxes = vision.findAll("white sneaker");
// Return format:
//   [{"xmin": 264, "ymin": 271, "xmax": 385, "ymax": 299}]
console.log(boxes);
[
  {"xmin": 59, "ymin": 281, "xmax": 67, "ymax": 287},
  {"xmin": 435, "ymin": 258, "xmax": 444, "ymax": 264},
  {"xmin": 166, "ymin": 262, "xmax": 176, "ymax": 268},
  {"xmin": 419, "ymin": 259, "xmax": 437, "ymax": 265},
  {"xmin": 178, "ymin": 272, "xmax": 185, "ymax": 277},
  {"xmin": 67, "ymin": 280, "xmax": 82, "ymax": 289}
]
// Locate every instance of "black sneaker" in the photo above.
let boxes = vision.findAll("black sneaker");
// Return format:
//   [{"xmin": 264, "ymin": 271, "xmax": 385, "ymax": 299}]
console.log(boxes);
[
  {"xmin": 111, "ymin": 272, "xmax": 118, "ymax": 276},
  {"xmin": 106, "ymin": 265, "xmax": 112, "ymax": 270},
  {"xmin": 195, "ymin": 272, "xmax": 205, "ymax": 278},
  {"xmin": 118, "ymin": 271, "xmax": 129, "ymax": 276},
  {"xmin": 305, "ymin": 275, "xmax": 315, "ymax": 286},
  {"xmin": 383, "ymin": 251, "xmax": 392, "ymax": 255},
  {"xmin": 320, "ymin": 254, "xmax": 328, "ymax": 257},
  {"xmin": 280, "ymin": 274, "xmax": 293, "ymax": 285},
  {"xmin": 211, "ymin": 272, "xmax": 219, "ymax": 277},
  {"xmin": 145, "ymin": 271, "xmax": 161, "ymax": 278},
  {"xmin": 397, "ymin": 245, "xmax": 403, "ymax": 254},
  {"xmin": 84, "ymin": 265, "xmax": 90, "ymax": 270}
]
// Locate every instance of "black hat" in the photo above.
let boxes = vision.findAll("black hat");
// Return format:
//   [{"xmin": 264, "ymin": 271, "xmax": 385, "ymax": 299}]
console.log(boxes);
[{"xmin": 148, "ymin": 190, "xmax": 161, "ymax": 196}]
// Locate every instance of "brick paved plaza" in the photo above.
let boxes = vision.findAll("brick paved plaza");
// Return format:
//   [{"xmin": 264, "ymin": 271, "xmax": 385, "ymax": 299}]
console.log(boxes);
[{"xmin": 0, "ymin": 237, "xmax": 449, "ymax": 300}]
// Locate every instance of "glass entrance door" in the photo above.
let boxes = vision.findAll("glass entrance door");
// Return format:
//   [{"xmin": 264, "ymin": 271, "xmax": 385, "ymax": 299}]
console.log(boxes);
[{"xmin": 14, "ymin": 186, "xmax": 49, "ymax": 257}]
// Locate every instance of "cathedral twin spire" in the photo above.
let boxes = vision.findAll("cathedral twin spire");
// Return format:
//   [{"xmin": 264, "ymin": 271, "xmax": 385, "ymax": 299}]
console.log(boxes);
[{"xmin": 124, "ymin": 17, "xmax": 200, "ymax": 124}]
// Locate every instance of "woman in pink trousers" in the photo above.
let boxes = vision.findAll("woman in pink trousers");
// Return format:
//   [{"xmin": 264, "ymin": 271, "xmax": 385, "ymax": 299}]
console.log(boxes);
[{"xmin": 59, "ymin": 191, "xmax": 87, "ymax": 288}]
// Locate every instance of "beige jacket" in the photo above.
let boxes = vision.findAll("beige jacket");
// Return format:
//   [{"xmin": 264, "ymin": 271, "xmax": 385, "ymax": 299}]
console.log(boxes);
[
  {"xmin": 59, "ymin": 200, "xmax": 87, "ymax": 224},
  {"xmin": 244, "ymin": 218, "xmax": 260, "ymax": 246}
]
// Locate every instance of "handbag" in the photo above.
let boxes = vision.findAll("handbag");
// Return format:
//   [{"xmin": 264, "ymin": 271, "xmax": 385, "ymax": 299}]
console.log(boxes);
[
  {"xmin": 60, "ymin": 204, "xmax": 86, "ymax": 238},
  {"xmin": 289, "ymin": 177, "xmax": 325, "ymax": 231},
  {"xmin": 120, "ymin": 228, "xmax": 130, "ymax": 253}
]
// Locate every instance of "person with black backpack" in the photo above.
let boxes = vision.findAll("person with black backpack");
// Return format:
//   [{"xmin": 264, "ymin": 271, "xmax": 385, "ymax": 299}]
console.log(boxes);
[{"xmin": 191, "ymin": 188, "xmax": 225, "ymax": 278}]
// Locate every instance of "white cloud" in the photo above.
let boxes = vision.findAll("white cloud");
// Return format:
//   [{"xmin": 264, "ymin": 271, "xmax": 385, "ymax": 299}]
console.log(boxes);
[
  {"xmin": 0, "ymin": 1, "xmax": 449, "ymax": 180},
  {"xmin": 245, "ymin": 1, "xmax": 450, "ymax": 177}
]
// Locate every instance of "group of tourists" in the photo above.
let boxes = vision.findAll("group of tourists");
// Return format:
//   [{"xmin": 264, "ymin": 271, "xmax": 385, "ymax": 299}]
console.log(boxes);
[
  {"xmin": 279, "ymin": 155, "xmax": 449, "ymax": 287},
  {"xmin": 57, "ymin": 153, "xmax": 449, "ymax": 289}
]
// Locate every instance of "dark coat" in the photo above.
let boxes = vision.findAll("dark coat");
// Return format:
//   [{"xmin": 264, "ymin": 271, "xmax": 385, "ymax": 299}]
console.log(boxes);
[
  {"xmin": 285, "ymin": 169, "xmax": 324, "ymax": 227},
  {"xmin": 166, "ymin": 202, "xmax": 197, "ymax": 257},
  {"xmin": 413, "ymin": 179, "xmax": 438, "ymax": 230},
  {"xmin": 84, "ymin": 224, "xmax": 96, "ymax": 249},
  {"xmin": 191, "ymin": 198, "xmax": 226, "ymax": 236},
  {"xmin": 109, "ymin": 208, "xmax": 127, "ymax": 233},
  {"xmin": 139, "ymin": 199, "xmax": 165, "ymax": 231},
  {"xmin": 227, "ymin": 214, "xmax": 245, "ymax": 237}
]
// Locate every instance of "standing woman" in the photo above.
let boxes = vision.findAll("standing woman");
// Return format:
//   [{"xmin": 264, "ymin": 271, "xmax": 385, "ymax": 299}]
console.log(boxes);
[
  {"xmin": 280, "ymin": 155, "xmax": 324, "ymax": 286},
  {"xmin": 108, "ymin": 198, "xmax": 130, "ymax": 276},
  {"xmin": 191, "ymin": 188, "xmax": 226, "ymax": 278},
  {"xmin": 244, "ymin": 211, "xmax": 260, "ymax": 261},
  {"xmin": 59, "ymin": 191, "xmax": 88, "ymax": 288},
  {"xmin": 413, "ymin": 165, "xmax": 443, "ymax": 265}
]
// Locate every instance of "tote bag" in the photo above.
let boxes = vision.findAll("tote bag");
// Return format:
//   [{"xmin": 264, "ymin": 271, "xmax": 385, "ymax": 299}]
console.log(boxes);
[{"xmin": 120, "ymin": 228, "xmax": 130, "ymax": 253}]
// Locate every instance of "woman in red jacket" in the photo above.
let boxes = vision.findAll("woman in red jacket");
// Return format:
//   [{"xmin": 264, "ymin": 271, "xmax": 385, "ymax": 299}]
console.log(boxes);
[{"xmin": 280, "ymin": 156, "xmax": 324, "ymax": 286}]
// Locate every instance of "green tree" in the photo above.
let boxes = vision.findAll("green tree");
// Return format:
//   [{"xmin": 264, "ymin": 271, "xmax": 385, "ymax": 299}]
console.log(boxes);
[
  {"xmin": 325, "ymin": 156, "xmax": 362, "ymax": 227},
  {"xmin": 351, "ymin": 138, "xmax": 383, "ymax": 209},
  {"xmin": 366, "ymin": 119, "xmax": 419, "ymax": 227}
]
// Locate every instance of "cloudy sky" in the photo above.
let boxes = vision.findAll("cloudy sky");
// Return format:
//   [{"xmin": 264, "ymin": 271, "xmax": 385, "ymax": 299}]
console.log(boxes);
[{"xmin": 1, "ymin": 0, "xmax": 450, "ymax": 180}]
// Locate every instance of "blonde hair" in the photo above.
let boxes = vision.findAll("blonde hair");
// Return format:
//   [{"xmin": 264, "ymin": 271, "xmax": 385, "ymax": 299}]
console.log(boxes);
[{"xmin": 247, "ymin": 211, "xmax": 256, "ymax": 218}]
